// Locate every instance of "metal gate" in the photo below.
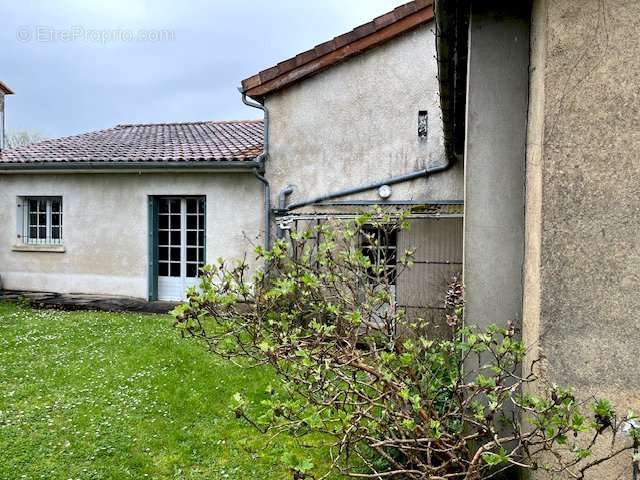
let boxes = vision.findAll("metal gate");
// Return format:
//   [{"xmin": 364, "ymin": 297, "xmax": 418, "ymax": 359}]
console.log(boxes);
[
  {"xmin": 278, "ymin": 212, "xmax": 463, "ymax": 332},
  {"xmin": 396, "ymin": 218, "xmax": 463, "ymax": 330}
]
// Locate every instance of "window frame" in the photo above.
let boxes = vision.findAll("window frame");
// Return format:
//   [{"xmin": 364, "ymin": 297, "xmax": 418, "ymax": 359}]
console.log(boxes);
[
  {"xmin": 156, "ymin": 196, "xmax": 206, "ymax": 279},
  {"xmin": 360, "ymin": 225, "xmax": 398, "ymax": 286},
  {"xmin": 18, "ymin": 196, "xmax": 63, "ymax": 245}
]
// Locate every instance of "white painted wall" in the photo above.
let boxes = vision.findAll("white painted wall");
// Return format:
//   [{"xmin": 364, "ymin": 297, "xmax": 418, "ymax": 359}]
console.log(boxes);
[
  {"xmin": 0, "ymin": 21, "xmax": 461, "ymax": 300},
  {"xmin": 0, "ymin": 172, "xmax": 263, "ymax": 298},
  {"xmin": 265, "ymin": 21, "xmax": 463, "ymax": 211}
]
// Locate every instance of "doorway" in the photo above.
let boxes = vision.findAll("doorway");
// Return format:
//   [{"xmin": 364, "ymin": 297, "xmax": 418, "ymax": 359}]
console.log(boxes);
[{"xmin": 153, "ymin": 196, "xmax": 206, "ymax": 301}]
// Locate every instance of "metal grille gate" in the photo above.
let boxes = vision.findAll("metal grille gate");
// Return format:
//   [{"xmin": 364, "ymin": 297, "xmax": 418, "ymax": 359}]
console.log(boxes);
[{"xmin": 279, "ymin": 213, "xmax": 463, "ymax": 332}]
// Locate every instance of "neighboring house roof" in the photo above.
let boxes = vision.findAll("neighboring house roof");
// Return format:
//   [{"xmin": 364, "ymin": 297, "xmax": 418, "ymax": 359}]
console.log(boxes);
[
  {"xmin": 0, "ymin": 120, "xmax": 264, "ymax": 170},
  {"xmin": 0, "ymin": 81, "xmax": 14, "ymax": 95},
  {"xmin": 241, "ymin": 0, "xmax": 434, "ymax": 100}
]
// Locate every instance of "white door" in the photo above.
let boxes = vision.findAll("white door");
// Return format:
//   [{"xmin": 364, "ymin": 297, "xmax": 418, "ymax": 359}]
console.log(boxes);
[{"xmin": 157, "ymin": 197, "xmax": 206, "ymax": 301}]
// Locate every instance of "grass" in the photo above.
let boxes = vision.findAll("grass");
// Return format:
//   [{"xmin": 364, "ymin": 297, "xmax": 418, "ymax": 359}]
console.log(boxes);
[{"xmin": 0, "ymin": 302, "xmax": 334, "ymax": 480}]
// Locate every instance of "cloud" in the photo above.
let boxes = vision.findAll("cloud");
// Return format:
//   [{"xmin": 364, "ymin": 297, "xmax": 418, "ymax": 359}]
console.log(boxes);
[{"xmin": 1, "ymin": 0, "xmax": 406, "ymax": 138}]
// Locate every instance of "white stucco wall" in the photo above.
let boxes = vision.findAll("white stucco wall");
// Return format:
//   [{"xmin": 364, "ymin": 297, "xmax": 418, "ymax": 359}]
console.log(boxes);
[
  {"xmin": 0, "ymin": 21, "xmax": 460, "ymax": 300},
  {"xmin": 264, "ymin": 21, "xmax": 463, "ymax": 210},
  {"xmin": 0, "ymin": 172, "xmax": 262, "ymax": 298}
]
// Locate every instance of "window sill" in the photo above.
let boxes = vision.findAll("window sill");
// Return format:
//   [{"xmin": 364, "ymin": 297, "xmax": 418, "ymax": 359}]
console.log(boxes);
[{"xmin": 12, "ymin": 244, "xmax": 66, "ymax": 253}]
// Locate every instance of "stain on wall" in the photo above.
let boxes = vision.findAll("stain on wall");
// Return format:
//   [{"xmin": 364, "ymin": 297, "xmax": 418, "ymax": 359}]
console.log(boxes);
[
  {"xmin": 0, "ymin": 172, "xmax": 262, "ymax": 298},
  {"xmin": 526, "ymin": 0, "xmax": 640, "ymax": 477},
  {"xmin": 264, "ymin": 22, "xmax": 463, "ymax": 212}
]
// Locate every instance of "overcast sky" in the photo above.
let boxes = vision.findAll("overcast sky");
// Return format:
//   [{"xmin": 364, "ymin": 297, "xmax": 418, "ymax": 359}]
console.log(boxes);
[{"xmin": 1, "ymin": 0, "xmax": 406, "ymax": 139}]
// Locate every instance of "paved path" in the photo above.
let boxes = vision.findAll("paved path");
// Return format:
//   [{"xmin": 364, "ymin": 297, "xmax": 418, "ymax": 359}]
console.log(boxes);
[{"xmin": 0, "ymin": 290, "xmax": 177, "ymax": 314}]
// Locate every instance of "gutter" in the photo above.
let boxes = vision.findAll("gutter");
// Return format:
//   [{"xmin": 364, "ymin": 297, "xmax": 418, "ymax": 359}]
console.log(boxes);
[
  {"xmin": 276, "ymin": 161, "xmax": 455, "ymax": 215},
  {"xmin": 434, "ymin": 0, "xmax": 470, "ymax": 164},
  {"xmin": 0, "ymin": 160, "xmax": 263, "ymax": 173},
  {"xmin": 240, "ymin": 88, "xmax": 271, "ymax": 251}
]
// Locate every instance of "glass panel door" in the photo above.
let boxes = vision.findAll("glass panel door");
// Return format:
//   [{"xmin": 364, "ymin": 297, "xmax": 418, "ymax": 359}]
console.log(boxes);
[
  {"xmin": 157, "ymin": 196, "xmax": 206, "ymax": 301},
  {"xmin": 158, "ymin": 198, "xmax": 182, "ymax": 278},
  {"xmin": 185, "ymin": 198, "xmax": 206, "ymax": 279}
]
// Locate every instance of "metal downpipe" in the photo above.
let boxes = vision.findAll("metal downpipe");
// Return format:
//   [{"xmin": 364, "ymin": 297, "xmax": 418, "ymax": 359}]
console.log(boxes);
[
  {"xmin": 240, "ymin": 88, "xmax": 271, "ymax": 251},
  {"xmin": 253, "ymin": 170, "xmax": 271, "ymax": 250}
]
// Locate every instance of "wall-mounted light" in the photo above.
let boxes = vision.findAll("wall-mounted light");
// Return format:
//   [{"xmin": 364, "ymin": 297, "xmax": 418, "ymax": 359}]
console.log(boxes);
[{"xmin": 378, "ymin": 184, "xmax": 392, "ymax": 199}]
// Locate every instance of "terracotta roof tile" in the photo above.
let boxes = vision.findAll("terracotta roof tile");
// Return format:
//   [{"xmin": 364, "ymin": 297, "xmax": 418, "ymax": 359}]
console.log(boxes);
[
  {"xmin": 374, "ymin": 11, "xmax": 399, "ymax": 29},
  {"xmin": 0, "ymin": 120, "xmax": 263, "ymax": 165}
]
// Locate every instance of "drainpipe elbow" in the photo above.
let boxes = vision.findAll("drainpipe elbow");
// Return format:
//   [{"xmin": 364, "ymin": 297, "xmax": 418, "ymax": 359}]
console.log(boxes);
[
  {"xmin": 238, "ymin": 87, "xmax": 269, "ymax": 161},
  {"xmin": 278, "ymin": 185, "xmax": 295, "ymax": 210}
]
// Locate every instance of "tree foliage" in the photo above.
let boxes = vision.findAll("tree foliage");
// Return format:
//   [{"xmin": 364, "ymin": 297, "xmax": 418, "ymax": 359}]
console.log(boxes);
[
  {"xmin": 173, "ymin": 211, "xmax": 637, "ymax": 479},
  {"xmin": 5, "ymin": 130, "xmax": 45, "ymax": 148}
]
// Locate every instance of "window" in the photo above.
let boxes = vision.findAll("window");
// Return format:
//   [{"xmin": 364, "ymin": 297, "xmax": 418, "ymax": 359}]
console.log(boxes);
[
  {"xmin": 18, "ymin": 197, "xmax": 63, "ymax": 245},
  {"xmin": 360, "ymin": 226, "xmax": 398, "ymax": 285},
  {"xmin": 418, "ymin": 110, "xmax": 428, "ymax": 138}
]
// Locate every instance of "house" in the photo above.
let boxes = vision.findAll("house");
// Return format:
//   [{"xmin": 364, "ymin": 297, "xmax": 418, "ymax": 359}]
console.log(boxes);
[
  {"xmin": 0, "ymin": 119, "xmax": 266, "ymax": 302},
  {"xmin": 240, "ymin": 0, "xmax": 463, "ymax": 324},
  {"xmin": 435, "ymin": 0, "xmax": 640, "ymax": 477},
  {"xmin": 0, "ymin": 0, "xmax": 462, "ymax": 325}
]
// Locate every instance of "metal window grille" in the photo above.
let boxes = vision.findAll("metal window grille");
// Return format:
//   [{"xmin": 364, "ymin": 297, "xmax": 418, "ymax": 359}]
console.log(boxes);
[
  {"xmin": 287, "ymin": 217, "xmax": 324, "ymax": 269},
  {"xmin": 418, "ymin": 110, "xmax": 428, "ymax": 138},
  {"xmin": 22, "ymin": 197, "xmax": 63, "ymax": 245},
  {"xmin": 280, "ymin": 213, "xmax": 464, "ymax": 329},
  {"xmin": 360, "ymin": 226, "xmax": 398, "ymax": 286}
]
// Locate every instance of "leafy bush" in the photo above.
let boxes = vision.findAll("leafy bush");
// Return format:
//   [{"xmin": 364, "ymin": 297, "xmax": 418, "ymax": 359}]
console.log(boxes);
[{"xmin": 173, "ymin": 211, "xmax": 637, "ymax": 479}]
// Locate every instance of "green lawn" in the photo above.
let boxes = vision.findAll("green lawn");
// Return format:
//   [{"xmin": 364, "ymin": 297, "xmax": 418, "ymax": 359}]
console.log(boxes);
[{"xmin": 0, "ymin": 302, "xmax": 331, "ymax": 480}]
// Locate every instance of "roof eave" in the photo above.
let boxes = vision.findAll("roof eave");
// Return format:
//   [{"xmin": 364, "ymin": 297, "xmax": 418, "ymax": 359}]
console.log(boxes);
[
  {"xmin": 0, "ymin": 159, "xmax": 262, "ymax": 173},
  {"xmin": 241, "ymin": 2, "xmax": 434, "ymax": 100},
  {"xmin": 0, "ymin": 81, "xmax": 15, "ymax": 95},
  {"xmin": 435, "ymin": 0, "xmax": 470, "ymax": 164}
]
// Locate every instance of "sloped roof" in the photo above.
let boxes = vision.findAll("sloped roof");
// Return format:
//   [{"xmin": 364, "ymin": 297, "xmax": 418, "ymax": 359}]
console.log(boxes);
[
  {"xmin": 0, "ymin": 120, "xmax": 264, "ymax": 168},
  {"xmin": 0, "ymin": 81, "xmax": 13, "ymax": 95},
  {"xmin": 241, "ymin": 0, "xmax": 434, "ymax": 99}
]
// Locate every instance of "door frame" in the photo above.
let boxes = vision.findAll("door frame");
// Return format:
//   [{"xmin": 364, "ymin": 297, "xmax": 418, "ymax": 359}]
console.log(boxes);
[
  {"xmin": 148, "ymin": 196, "xmax": 159, "ymax": 301},
  {"xmin": 147, "ymin": 195, "xmax": 207, "ymax": 301}
]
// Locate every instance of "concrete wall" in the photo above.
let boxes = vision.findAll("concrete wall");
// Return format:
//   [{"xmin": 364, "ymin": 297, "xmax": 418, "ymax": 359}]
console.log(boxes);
[
  {"xmin": 463, "ymin": 1, "xmax": 530, "ymax": 331},
  {"xmin": 264, "ymin": 21, "xmax": 463, "ymax": 213},
  {"xmin": 0, "ymin": 172, "xmax": 262, "ymax": 298},
  {"xmin": 525, "ymin": 0, "xmax": 640, "ymax": 477}
]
